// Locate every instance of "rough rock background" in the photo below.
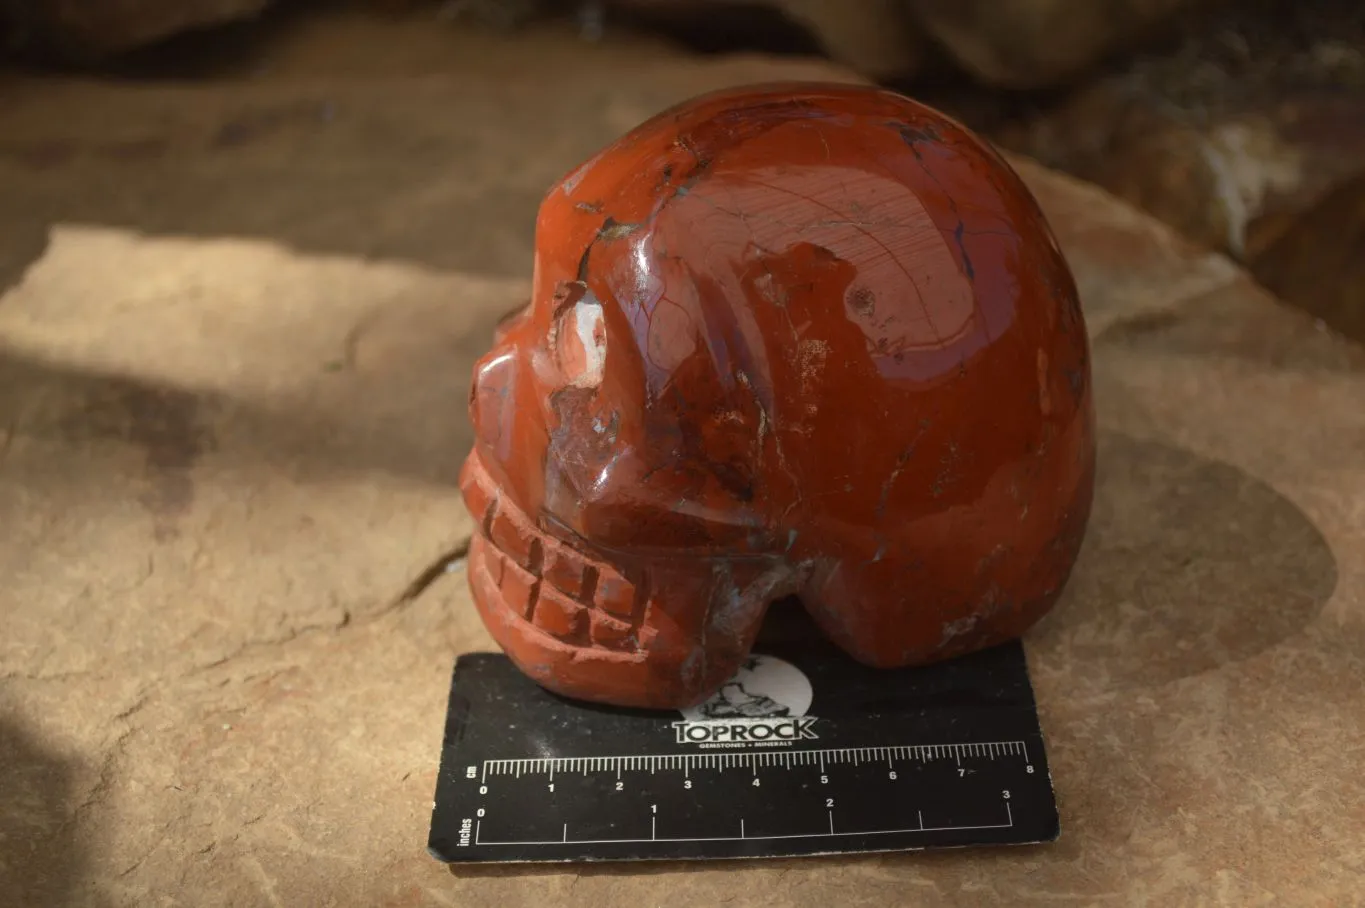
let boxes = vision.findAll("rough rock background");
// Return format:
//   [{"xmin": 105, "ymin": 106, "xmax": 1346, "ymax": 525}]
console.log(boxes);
[
  {"xmin": 0, "ymin": 0, "xmax": 271, "ymax": 60},
  {"xmin": 1001, "ymin": 0, "xmax": 1365, "ymax": 342},
  {"xmin": 907, "ymin": 0, "xmax": 1215, "ymax": 89},
  {"xmin": 602, "ymin": 0, "xmax": 925, "ymax": 80},
  {"xmin": 1, "ymin": 7, "xmax": 1363, "ymax": 907},
  {"xmin": 2, "ymin": 0, "xmax": 1211, "ymax": 88}
]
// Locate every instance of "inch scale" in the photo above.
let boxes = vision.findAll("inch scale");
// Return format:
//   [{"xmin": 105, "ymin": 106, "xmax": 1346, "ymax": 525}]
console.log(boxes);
[
  {"xmin": 430, "ymin": 611, "xmax": 1059, "ymax": 864},
  {"xmin": 465, "ymin": 742, "xmax": 1038, "ymax": 856}
]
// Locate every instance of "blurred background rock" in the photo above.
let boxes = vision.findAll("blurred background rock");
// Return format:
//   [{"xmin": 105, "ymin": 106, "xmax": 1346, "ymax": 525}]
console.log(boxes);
[{"xmin": 1, "ymin": 0, "xmax": 1360, "ymax": 339}]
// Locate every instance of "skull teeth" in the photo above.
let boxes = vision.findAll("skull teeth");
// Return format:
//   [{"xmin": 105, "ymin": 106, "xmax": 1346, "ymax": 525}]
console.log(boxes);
[
  {"xmin": 588, "ymin": 609, "xmax": 635, "ymax": 647},
  {"xmin": 460, "ymin": 454, "xmax": 647, "ymax": 652}
]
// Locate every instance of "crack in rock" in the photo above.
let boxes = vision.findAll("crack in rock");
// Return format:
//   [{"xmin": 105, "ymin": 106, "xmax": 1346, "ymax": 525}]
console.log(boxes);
[
  {"xmin": 65, "ymin": 724, "xmax": 136, "ymax": 832},
  {"xmin": 390, "ymin": 537, "xmax": 471, "ymax": 608},
  {"xmin": 8, "ymin": 536, "xmax": 477, "ymax": 700}
]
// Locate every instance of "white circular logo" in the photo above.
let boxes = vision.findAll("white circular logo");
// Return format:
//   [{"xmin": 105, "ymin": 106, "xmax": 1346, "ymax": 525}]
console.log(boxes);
[{"xmin": 680, "ymin": 654, "xmax": 813, "ymax": 720}]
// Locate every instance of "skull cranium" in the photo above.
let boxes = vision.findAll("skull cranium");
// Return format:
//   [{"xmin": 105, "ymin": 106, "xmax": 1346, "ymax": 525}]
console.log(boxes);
[{"xmin": 461, "ymin": 83, "xmax": 1095, "ymax": 709}]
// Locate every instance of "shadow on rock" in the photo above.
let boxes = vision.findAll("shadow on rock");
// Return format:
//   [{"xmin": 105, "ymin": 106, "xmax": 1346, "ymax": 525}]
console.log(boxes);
[
  {"xmin": 0, "ymin": 712, "xmax": 109, "ymax": 907},
  {"xmin": 0, "ymin": 317, "xmax": 493, "ymax": 495},
  {"xmin": 1030, "ymin": 429, "xmax": 1338, "ymax": 695}
]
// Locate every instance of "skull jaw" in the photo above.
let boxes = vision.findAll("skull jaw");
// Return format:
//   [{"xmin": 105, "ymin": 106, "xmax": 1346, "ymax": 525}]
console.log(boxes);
[
  {"xmin": 466, "ymin": 567, "xmax": 745, "ymax": 710},
  {"xmin": 460, "ymin": 450, "xmax": 788, "ymax": 710}
]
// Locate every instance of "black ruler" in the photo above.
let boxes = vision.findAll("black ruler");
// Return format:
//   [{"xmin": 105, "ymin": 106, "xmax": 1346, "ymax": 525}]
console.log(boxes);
[{"xmin": 428, "ymin": 606, "xmax": 1058, "ymax": 863}]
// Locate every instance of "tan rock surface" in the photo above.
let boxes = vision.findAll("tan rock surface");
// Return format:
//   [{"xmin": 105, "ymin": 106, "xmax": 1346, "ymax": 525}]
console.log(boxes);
[{"xmin": 1, "ymin": 10, "xmax": 1362, "ymax": 906}]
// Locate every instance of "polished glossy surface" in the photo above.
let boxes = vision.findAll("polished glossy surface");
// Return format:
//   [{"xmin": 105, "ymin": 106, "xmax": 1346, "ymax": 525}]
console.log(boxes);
[{"xmin": 461, "ymin": 83, "xmax": 1095, "ymax": 709}]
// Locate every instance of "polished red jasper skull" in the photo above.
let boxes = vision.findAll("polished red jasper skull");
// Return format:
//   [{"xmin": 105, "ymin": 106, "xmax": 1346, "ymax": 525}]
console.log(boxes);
[{"xmin": 461, "ymin": 83, "xmax": 1095, "ymax": 709}]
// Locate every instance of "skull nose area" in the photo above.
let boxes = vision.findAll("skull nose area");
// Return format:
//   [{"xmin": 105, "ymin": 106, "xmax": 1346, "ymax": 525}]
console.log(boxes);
[{"xmin": 468, "ymin": 344, "xmax": 521, "ymax": 467}]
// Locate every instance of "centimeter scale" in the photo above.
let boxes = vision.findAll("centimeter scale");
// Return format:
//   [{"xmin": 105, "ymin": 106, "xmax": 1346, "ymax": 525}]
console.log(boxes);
[{"xmin": 429, "ymin": 607, "xmax": 1059, "ymax": 863}]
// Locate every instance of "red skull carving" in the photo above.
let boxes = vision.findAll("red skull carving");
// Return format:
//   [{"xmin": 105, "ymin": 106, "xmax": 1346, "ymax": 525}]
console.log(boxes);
[{"xmin": 461, "ymin": 83, "xmax": 1095, "ymax": 709}]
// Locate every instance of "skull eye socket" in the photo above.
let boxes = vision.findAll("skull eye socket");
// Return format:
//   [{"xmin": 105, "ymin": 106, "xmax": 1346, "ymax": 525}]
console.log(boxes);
[{"xmin": 552, "ymin": 289, "xmax": 606, "ymax": 388}]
